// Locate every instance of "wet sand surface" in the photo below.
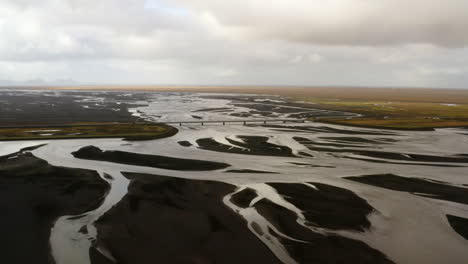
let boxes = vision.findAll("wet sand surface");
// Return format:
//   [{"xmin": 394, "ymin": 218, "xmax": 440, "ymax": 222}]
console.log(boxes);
[
  {"xmin": 72, "ymin": 145, "xmax": 231, "ymax": 171},
  {"xmin": 91, "ymin": 173, "xmax": 281, "ymax": 264},
  {"xmin": 447, "ymin": 215, "xmax": 468, "ymax": 240},
  {"xmin": 1, "ymin": 90, "xmax": 468, "ymax": 264},
  {"xmin": 0, "ymin": 90, "xmax": 146, "ymax": 125},
  {"xmin": 0, "ymin": 146, "xmax": 109, "ymax": 264},
  {"xmin": 346, "ymin": 174, "xmax": 468, "ymax": 205},
  {"xmin": 196, "ymin": 135, "xmax": 298, "ymax": 157}
]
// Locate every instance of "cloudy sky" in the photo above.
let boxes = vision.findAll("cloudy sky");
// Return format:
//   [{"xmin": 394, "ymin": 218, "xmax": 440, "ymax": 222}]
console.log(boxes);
[{"xmin": 0, "ymin": 0, "xmax": 467, "ymax": 88}]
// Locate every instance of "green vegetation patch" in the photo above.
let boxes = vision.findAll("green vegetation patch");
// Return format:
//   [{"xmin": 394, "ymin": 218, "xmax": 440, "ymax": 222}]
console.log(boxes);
[
  {"xmin": 0, "ymin": 123, "xmax": 177, "ymax": 141},
  {"xmin": 297, "ymin": 97, "xmax": 468, "ymax": 130},
  {"xmin": 318, "ymin": 117, "xmax": 468, "ymax": 130}
]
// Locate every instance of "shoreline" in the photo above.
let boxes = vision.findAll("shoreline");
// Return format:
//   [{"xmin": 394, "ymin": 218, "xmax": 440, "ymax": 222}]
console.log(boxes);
[
  {"xmin": 4, "ymin": 86, "xmax": 468, "ymax": 130},
  {"xmin": 0, "ymin": 123, "xmax": 178, "ymax": 142}
]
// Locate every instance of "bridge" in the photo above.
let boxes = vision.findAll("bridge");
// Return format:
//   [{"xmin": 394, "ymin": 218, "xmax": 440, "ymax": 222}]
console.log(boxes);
[
  {"xmin": 161, "ymin": 119, "xmax": 306, "ymax": 126},
  {"xmin": 0, "ymin": 119, "xmax": 307, "ymax": 129}
]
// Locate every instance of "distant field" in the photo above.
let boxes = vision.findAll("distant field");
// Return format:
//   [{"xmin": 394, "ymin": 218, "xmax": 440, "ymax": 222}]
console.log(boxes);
[
  {"xmin": 11, "ymin": 85, "xmax": 468, "ymax": 129},
  {"xmin": 302, "ymin": 99, "xmax": 468, "ymax": 129},
  {"xmin": 0, "ymin": 123, "xmax": 176, "ymax": 141},
  {"xmin": 34, "ymin": 85, "xmax": 468, "ymax": 104}
]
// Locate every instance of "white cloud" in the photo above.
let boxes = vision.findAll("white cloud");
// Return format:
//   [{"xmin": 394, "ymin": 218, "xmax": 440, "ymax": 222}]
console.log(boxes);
[
  {"xmin": 177, "ymin": 0, "xmax": 468, "ymax": 47},
  {"xmin": 0, "ymin": 0, "xmax": 466, "ymax": 88}
]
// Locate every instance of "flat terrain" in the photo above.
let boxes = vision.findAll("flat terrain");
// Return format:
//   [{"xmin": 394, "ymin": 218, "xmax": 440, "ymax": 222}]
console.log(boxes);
[
  {"xmin": 0, "ymin": 146, "xmax": 109, "ymax": 264},
  {"xmin": 0, "ymin": 123, "xmax": 176, "ymax": 141},
  {"xmin": 24, "ymin": 85, "xmax": 468, "ymax": 129},
  {"xmin": 32, "ymin": 85, "xmax": 468, "ymax": 104},
  {"xmin": 1, "ymin": 91, "xmax": 467, "ymax": 264}
]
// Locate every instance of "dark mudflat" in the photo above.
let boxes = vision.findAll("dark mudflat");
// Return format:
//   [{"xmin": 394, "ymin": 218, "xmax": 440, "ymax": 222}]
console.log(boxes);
[
  {"xmin": 347, "ymin": 174, "xmax": 468, "ymax": 205},
  {"xmin": 0, "ymin": 150, "xmax": 109, "ymax": 264},
  {"xmin": 447, "ymin": 215, "xmax": 468, "ymax": 240},
  {"xmin": 0, "ymin": 90, "xmax": 149, "ymax": 125},
  {"xmin": 345, "ymin": 156, "xmax": 466, "ymax": 167},
  {"xmin": 229, "ymin": 182, "xmax": 393, "ymax": 263},
  {"xmin": 268, "ymin": 182, "xmax": 374, "ymax": 231},
  {"xmin": 289, "ymin": 162, "xmax": 335, "ymax": 168},
  {"xmin": 320, "ymin": 136, "xmax": 397, "ymax": 144},
  {"xmin": 192, "ymin": 107, "xmax": 232, "ymax": 112},
  {"xmin": 296, "ymin": 138, "xmax": 367, "ymax": 148},
  {"xmin": 91, "ymin": 172, "xmax": 281, "ymax": 264},
  {"xmin": 264, "ymin": 125, "xmax": 399, "ymax": 136},
  {"xmin": 72, "ymin": 146, "xmax": 230, "ymax": 171},
  {"xmin": 225, "ymin": 169, "xmax": 279, "ymax": 174},
  {"xmin": 177, "ymin": 140, "xmax": 192, "ymax": 147},
  {"xmin": 295, "ymin": 137, "xmax": 468, "ymax": 163},
  {"xmin": 197, "ymin": 135, "xmax": 297, "ymax": 157},
  {"xmin": 230, "ymin": 188, "xmax": 258, "ymax": 208},
  {"xmin": 90, "ymin": 172, "xmax": 392, "ymax": 264},
  {"xmin": 254, "ymin": 198, "xmax": 394, "ymax": 264}
]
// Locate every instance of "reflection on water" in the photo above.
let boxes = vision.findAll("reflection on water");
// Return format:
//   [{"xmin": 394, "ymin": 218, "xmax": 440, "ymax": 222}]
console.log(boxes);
[{"xmin": 1, "ymin": 92, "xmax": 467, "ymax": 264}]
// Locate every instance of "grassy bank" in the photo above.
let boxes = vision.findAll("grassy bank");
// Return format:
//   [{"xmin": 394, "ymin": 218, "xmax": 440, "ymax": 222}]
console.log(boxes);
[
  {"xmin": 14, "ymin": 86, "xmax": 468, "ymax": 130},
  {"xmin": 300, "ymin": 99, "xmax": 468, "ymax": 130},
  {"xmin": 0, "ymin": 123, "xmax": 177, "ymax": 141}
]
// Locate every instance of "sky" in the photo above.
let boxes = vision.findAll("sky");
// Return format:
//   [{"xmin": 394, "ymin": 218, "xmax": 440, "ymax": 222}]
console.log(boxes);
[{"xmin": 0, "ymin": 0, "xmax": 467, "ymax": 88}]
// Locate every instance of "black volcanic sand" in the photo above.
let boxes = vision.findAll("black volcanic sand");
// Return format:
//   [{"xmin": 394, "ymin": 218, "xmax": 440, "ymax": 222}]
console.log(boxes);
[
  {"xmin": 230, "ymin": 182, "xmax": 393, "ymax": 263},
  {"xmin": 196, "ymin": 135, "xmax": 297, "ymax": 157},
  {"xmin": 256, "ymin": 199, "xmax": 393, "ymax": 264},
  {"xmin": 230, "ymin": 188, "xmax": 258, "ymax": 208},
  {"xmin": 90, "ymin": 173, "xmax": 281, "ymax": 264},
  {"xmin": 73, "ymin": 146, "xmax": 230, "ymax": 171},
  {"xmin": 268, "ymin": 182, "xmax": 373, "ymax": 231},
  {"xmin": 320, "ymin": 136, "xmax": 397, "ymax": 144},
  {"xmin": 347, "ymin": 174, "xmax": 468, "ymax": 205},
  {"xmin": 224, "ymin": 169, "xmax": 279, "ymax": 174},
  {"xmin": 177, "ymin": 140, "xmax": 192, "ymax": 147},
  {"xmin": 192, "ymin": 107, "xmax": 233, "ymax": 112},
  {"xmin": 0, "ymin": 90, "xmax": 152, "ymax": 125},
  {"xmin": 0, "ymin": 150, "xmax": 109, "ymax": 264},
  {"xmin": 264, "ymin": 125, "xmax": 399, "ymax": 136},
  {"xmin": 447, "ymin": 215, "xmax": 468, "ymax": 240},
  {"xmin": 295, "ymin": 136, "xmax": 468, "ymax": 163},
  {"xmin": 345, "ymin": 156, "xmax": 465, "ymax": 168},
  {"xmin": 202, "ymin": 95, "xmax": 353, "ymax": 119},
  {"xmin": 91, "ymin": 173, "xmax": 392, "ymax": 264},
  {"xmin": 289, "ymin": 162, "xmax": 335, "ymax": 168},
  {"xmin": 295, "ymin": 138, "xmax": 367, "ymax": 148}
]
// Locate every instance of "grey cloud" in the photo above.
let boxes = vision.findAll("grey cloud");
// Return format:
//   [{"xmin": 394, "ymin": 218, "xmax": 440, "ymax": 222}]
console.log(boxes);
[
  {"xmin": 176, "ymin": 0, "xmax": 468, "ymax": 47},
  {"xmin": 0, "ymin": 0, "xmax": 467, "ymax": 88}
]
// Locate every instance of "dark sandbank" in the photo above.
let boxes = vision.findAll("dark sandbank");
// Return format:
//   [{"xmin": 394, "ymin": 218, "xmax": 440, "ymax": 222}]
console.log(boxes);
[
  {"xmin": 319, "ymin": 136, "xmax": 397, "ymax": 144},
  {"xmin": 72, "ymin": 146, "xmax": 230, "ymax": 171},
  {"xmin": 192, "ymin": 107, "xmax": 232, "ymax": 112},
  {"xmin": 202, "ymin": 95, "xmax": 352, "ymax": 119},
  {"xmin": 263, "ymin": 125, "xmax": 399, "ymax": 136},
  {"xmin": 196, "ymin": 135, "xmax": 297, "ymax": 157},
  {"xmin": 91, "ymin": 173, "xmax": 392, "ymax": 264},
  {"xmin": 90, "ymin": 172, "xmax": 281, "ymax": 264},
  {"xmin": 345, "ymin": 156, "xmax": 466, "ymax": 168},
  {"xmin": 295, "ymin": 137, "xmax": 468, "ymax": 163},
  {"xmin": 230, "ymin": 182, "xmax": 393, "ymax": 263},
  {"xmin": 254, "ymin": 198, "xmax": 393, "ymax": 264},
  {"xmin": 0, "ymin": 150, "xmax": 109, "ymax": 264},
  {"xmin": 0, "ymin": 90, "xmax": 148, "ymax": 126},
  {"xmin": 268, "ymin": 182, "xmax": 373, "ymax": 231},
  {"xmin": 289, "ymin": 162, "xmax": 335, "ymax": 168},
  {"xmin": 447, "ymin": 215, "xmax": 468, "ymax": 240},
  {"xmin": 347, "ymin": 174, "xmax": 468, "ymax": 205},
  {"xmin": 224, "ymin": 169, "xmax": 279, "ymax": 174},
  {"xmin": 177, "ymin": 140, "xmax": 192, "ymax": 147}
]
